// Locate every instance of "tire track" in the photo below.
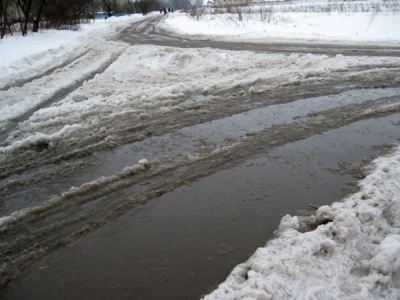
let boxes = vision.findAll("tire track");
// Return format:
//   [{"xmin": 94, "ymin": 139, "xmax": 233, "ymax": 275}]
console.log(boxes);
[
  {"xmin": 0, "ymin": 62, "xmax": 399, "ymax": 184},
  {"xmin": 1, "ymin": 15, "xmax": 400, "ymax": 292},
  {"xmin": 0, "ymin": 92, "xmax": 399, "ymax": 288},
  {"xmin": 117, "ymin": 15, "xmax": 400, "ymax": 57},
  {"xmin": 0, "ymin": 50, "xmax": 91, "ymax": 92},
  {"xmin": 0, "ymin": 48, "xmax": 126, "ymax": 144}
]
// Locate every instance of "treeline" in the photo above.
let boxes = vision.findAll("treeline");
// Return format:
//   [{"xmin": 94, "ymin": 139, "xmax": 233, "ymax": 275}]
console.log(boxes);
[
  {"xmin": 0, "ymin": 0, "xmax": 190, "ymax": 39},
  {"xmin": 1, "ymin": 0, "xmax": 92, "ymax": 38}
]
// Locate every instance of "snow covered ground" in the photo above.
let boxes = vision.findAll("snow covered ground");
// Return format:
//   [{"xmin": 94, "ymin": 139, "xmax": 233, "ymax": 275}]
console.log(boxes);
[
  {"xmin": 1, "ymin": 1, "xmax": 400, "ymax": 299},
  {"xmin": 160, "ymin": 1, "xmax": 400, "ymax": 45},
  {"xmin": 1, "ymin": 1, "xmax": 399, "ymax": 83}
]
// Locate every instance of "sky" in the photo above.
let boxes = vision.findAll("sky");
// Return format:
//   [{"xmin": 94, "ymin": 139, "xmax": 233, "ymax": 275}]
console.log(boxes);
[{"xmin": 1, "ymin": 3, "xmax": 400, "ymax": 299}]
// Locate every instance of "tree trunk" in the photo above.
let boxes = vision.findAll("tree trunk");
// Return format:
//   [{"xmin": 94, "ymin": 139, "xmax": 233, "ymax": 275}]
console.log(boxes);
[
  {"xmin": 32, "ymin": 0, "xmax": 47, "ymax": 32},
  {"xmin": 17, "ymin": 0, "xmax": 33, "ymax": 36}
]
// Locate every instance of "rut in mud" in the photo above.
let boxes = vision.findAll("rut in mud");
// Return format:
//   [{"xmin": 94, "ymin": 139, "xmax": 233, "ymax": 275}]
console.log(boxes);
[{"xmin": 1, "ymin": 15, "xmax": 400, "ymax": 296}]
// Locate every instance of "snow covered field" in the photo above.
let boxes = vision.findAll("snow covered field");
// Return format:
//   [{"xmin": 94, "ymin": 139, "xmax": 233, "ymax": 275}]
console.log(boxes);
[
  {"xmin": 1, "ymin": 1, "xmax": 400, "ymax": 299},
  {"xmin": 160, "ymin": 1, "xmax": 400, "ymax": 45}
]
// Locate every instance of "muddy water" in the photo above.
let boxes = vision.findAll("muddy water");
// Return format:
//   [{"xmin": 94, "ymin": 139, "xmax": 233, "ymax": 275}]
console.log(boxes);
[
  {"xmin": 1, "ymin": 114, "xmax": 399, "ymax": 300},
  {"xmin": 2, "ymin": 88, "xmax": 398, "ymax": 216}
]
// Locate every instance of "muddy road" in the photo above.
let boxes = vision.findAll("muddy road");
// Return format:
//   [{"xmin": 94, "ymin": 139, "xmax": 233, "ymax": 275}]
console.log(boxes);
[
  {"xmin": 1, "ymin": 15, "xmax": 400, "ymax": 299},
  {"xmin": 121, "ymin": 16, "xmax": 400, "ymax": 57}
]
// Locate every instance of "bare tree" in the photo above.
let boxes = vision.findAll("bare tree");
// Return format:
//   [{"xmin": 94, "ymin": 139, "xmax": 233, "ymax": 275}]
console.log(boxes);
[
  {"xmin": 0, "ymin": 0, "xmax": 13, "ymax": 38},
  {"xmin": 1, "ymin": 0, "xmax": 96, "ymax": 37},
  {"xmin": 101, "ymin": 0, "xmax": 118, "ymax": 16},
  {"xmin": 41, "ymin": 0, "xmax": 93, "ymax": 29},
  {"xmin": 137, "ymin": 0, "xmax": 159, "ymax": 15},
  {"xmin": 16, "ymin": 0, "xmax": 33, "ymax": 35},
  {"xmin": 32, "ymin": 0, "xmax": 46, "ymax": 32},
  {"xmin": 124, "ymin": 0, "xmax": 136, "ymax": 14}
]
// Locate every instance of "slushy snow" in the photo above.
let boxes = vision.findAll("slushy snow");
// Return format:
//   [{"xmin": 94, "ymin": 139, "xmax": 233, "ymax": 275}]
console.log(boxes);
[
  {"xmin": 1, "ymin": 3, "xmax": 400, "ymax": 299},
  {"xmin": 204, "ymin": 145, "xmax": 400, "ymax": 299}
]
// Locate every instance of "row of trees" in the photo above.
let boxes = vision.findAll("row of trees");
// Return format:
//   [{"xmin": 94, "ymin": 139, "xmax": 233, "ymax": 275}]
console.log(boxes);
[
  {"xmin": 0, "ymin": 0, "xmax": 191, "ymax": 39},
  {"xmin": 1, "ymin": 0, "xmax": 92, "ymax": 38}
]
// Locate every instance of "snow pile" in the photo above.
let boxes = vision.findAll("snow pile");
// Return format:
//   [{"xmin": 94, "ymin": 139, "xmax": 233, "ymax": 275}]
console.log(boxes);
[{"xmin": 204, "ymin": 145, "xmax": 400, "ymax": 299}]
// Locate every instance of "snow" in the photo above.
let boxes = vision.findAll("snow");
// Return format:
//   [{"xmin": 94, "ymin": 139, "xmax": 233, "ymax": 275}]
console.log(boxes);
[
  {"xmin": 160, "ymin": 4, "xmax": 400, "ymax": 45},
  {"xmin": 1, "ymin": 2, "xmax": 400, "ymax": 299},
  {"xmin": 0, "ymin": 15, "xmax": 142, "ymax": 81},
  {"xmin": 162, "ymin": 13, "xmax": 400, "ymax": 44},
  {"xmin": 204, "ymin": 145, "xmax": 400, "ymax": 299},
  {"xmin": 1, "ymin": 46, "xmax": 398, "ymax": 156}
]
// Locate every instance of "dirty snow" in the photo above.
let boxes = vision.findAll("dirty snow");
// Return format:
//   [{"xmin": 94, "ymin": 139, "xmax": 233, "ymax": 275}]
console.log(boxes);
[
  {"xmin": 1, "ymin": 2, "xmax": 400, "ymax": 299},
  {"xmin": 203, "ymin": 145, "xmax": 400, "ymax": 299}
]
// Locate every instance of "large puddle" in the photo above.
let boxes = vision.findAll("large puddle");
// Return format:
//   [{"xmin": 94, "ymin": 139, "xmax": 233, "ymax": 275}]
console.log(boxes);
[
  {"xmin": 1, "ymin": 113, "xmax": 399, "ymax": 299},
  {"xmin": 1, "ymin": 88, "xmax": 399, "ymax": 216},
  {"xmin": 73, "ymin": 87, "xmax": 400, "ymax": 180}
]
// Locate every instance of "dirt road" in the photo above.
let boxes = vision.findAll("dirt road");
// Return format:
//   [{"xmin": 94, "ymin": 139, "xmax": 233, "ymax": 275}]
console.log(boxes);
[{"xmin": 1, "ymin": 15, "xmax": 400, "ymax": 299}]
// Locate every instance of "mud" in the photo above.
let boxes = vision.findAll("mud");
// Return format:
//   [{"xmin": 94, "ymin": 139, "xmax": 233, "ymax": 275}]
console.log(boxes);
[
  {"xmin": 1, "ymin": 15, "xmax": 400, "ymax": 299},
  {"xmin": 121, "ymin": 15, "xmax": 400, "ymax": 57},
  {"xmin": 1, "ymin": 113, "xmax": 400, "ymax": 300}
]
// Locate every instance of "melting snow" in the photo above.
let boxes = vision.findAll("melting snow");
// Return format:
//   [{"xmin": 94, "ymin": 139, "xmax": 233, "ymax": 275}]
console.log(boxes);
[{"xmin": 1, "ymin": 5, "xmax": 400, "ymax": 299}]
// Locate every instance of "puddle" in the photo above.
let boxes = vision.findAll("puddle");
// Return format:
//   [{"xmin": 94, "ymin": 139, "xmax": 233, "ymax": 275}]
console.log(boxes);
[
  {"xmin": 1, "ymin": 88, "xmax": 398, "ymax": 217},
  {"xmin": 2, "ymin": 113, "xmax": 399, "ymax": 300},
  {"xmin": 54, "ymin": 87, "xmax": 400, "ymax": 183}
]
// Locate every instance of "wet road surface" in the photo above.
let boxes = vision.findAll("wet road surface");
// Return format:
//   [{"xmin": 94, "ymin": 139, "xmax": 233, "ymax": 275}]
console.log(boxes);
[{"xmin": 1, "ymin": 14, "xmax": 400, "ymax": 299}]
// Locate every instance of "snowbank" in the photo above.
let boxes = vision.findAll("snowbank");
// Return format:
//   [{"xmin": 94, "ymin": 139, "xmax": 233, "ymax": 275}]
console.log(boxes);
[{"xmin": 204, "ymin": 144, "xmax": 400, "ymax": 299}]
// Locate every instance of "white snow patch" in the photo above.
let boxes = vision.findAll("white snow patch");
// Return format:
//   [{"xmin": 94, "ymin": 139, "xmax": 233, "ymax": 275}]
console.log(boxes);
[{"xmin": 160, "ymin": 10, "xmax": 400, "ymax": 45}]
